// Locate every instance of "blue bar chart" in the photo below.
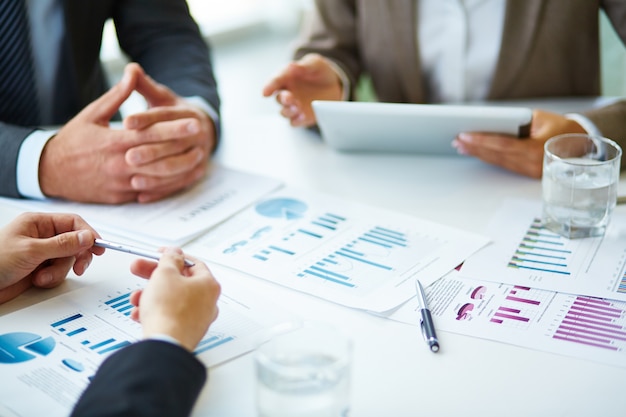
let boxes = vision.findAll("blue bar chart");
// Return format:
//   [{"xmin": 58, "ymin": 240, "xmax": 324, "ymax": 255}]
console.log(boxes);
[
  {"xmin": 50, "ymin": 312, "xmax": 132, "ymax": 355},
  {"xmin": 103, "ymin": 292, "xmax": 134, "ymax": 316},
  {"xmin": 194, "ymin": 333, "xmax": 235, "ymax": 355},
  {"xmin": 507, "ymin": 219, "xmax": 572, "ymax": 275}
]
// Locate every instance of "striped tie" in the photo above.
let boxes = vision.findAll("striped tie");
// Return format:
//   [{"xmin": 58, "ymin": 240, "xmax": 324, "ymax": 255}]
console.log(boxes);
[{"xmin": 0, "ymin": 0, "xmax": 40, "ymax": 126}]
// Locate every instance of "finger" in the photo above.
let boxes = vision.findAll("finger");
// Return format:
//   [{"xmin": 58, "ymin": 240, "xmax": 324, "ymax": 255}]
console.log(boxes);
[
  {"xmin": 135, "ymin": 164, "xmax": 206, "ymax": 203},
  {"xmin": 130, "ymin": 146, "xmax": 205, "ymax": 180},
  {"xmin": 262, "ymin": 71, "xmax": 292, "ymax": 97},
  {"xmin": 32, "ymin": 256, "xmax": 75, "ymax": 288},
  {"xmin": 124, "ymin": 106, "xmax": 201, "ymax": 131},
  {"xmin": 126, "ymin": 138, "xmax": 197, "ymax": 167},
  {"xmin": 290, "ymin": 112, "xmax": 310, "ymax": 127},
  {"xmin": 130, "ymin": 258, "xmax": 159, "ymax": 279},
  {"xmin": 72, "ymin": 251, "xmax": 94, "ymax": 276},
  {"xmin": 79, "ymin": 65, "xmax": 137, "ymax": 122},
  {"xmin": 155, "ymin": 247, "xmax": 185, "ymax": 275},
  {"xmin": 28, "ymin": 229, "xmax": 97, "ymax": 262},
  {"xmin": 125, "ymin": 119, "xmax": 201, "ymax": 150},
  {"xmin": 133, "ymin": 68, "xmax": 178, "ymax": 107},
  {"xmin": 280, "ymin": 104, "xmax": 303, "ymax": 120},
  {"xmin": 130, "ymin": 289, "xmax": 142, "ymax": 307},
  {"xmin": 277, "ymin": 90, "xmax": 298, "ymax": 107}
]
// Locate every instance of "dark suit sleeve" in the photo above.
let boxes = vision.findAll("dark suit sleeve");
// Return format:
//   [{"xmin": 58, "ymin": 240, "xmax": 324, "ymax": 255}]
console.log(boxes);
[
  {"xmin": 0, "ymin": 124, "xmax": 37, "ymax": 198},
  {"xmin": 111, "ymin": 0, "xmax": 221, "ymax": 138},
  {"xmin": 70, "ymin": 340, "xmax": 207, "ymax": 417}
]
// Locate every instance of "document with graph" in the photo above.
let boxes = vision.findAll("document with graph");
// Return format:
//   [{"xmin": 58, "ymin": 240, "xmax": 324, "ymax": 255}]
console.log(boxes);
[
  {"xmin": 0, "ymin": 277, "xmax": 288, "ymax": 417},
  {"xmin": 185, "ymin": 186, "xmax": 490, "ymax": 312},
  {"xmin": 460, "ymin": 199, "xmax": 626, "ymax": 301},
  {"xmin": 387, "ymin": 271, "xmax": 626, "ymax": 368},
  {"xmin": 0, "ymin": 164, "xmax": 282, "ymax": 247}
]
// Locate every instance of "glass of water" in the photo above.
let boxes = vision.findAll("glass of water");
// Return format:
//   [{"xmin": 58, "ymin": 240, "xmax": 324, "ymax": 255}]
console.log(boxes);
[
  {"xmin": 542, "ymin": 133, "xmax": 622, "ymax": 239},
  {"xmin": 255, "ymin": 321, "xmax": 352, "ymax": 417}
]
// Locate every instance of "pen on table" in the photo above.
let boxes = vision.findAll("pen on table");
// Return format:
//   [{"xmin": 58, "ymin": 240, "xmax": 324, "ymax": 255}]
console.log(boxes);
[
  {"xmin": 415, "ymin": 279, "xmax": 440, "ymax": 353},
  {"xmin": 94, "ymin": 238, "xmax": 195, "ymax": 267}
]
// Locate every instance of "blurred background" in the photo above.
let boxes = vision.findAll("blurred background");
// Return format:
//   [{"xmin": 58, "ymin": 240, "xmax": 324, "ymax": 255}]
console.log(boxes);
[{"xmin": 101, "ymin": 1, "xmax": 626, "ymax": 124}]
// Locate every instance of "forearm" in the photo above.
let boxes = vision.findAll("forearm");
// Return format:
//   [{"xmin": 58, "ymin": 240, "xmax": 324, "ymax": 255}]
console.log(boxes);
[{"xmin": 70, "ymin": 340, "xmax": 207, "ymax": 417}]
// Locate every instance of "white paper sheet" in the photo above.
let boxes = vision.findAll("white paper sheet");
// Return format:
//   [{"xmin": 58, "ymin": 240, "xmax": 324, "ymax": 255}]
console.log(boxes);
[
  {"xmin": 386, "ymin": 271, "xmax": 626, "ymax": 368},
  {"xmin": 460, "ymin": 199, "xmax": 626, "ymax": 301},
  {"xmin": 0, "ymin": 164, "xmax": 282, "ymax": 247},
  {"xmin": 185, "ymin": 187, "xmax": 490, "ymax": 312},
  {"xmin": 0, "ymin": 276, "xmax": 289, "ymax": 417}
]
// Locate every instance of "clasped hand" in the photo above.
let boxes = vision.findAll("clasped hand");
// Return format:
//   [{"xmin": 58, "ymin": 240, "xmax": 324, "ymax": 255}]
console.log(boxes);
[{"xmin": 39, "ymin": 63, "xmax": 216, "ymax": 204}]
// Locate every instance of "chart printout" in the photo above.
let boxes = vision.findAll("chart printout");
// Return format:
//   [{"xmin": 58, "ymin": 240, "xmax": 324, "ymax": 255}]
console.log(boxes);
[
  {"xmin": 460, "ymin": 199, "xmax": 626, "ymax": 301},
  {"xmin": 0, "ymin": 165, "xmax": 282, "ymax": 247},
  {"xmin": 0, "ymin": 279, "xmax": 288, "ymax": 417},
  {"xmin": 387, "ymin": 271, "xmax": 626, "ymax": 368},
  {"xmin": 185, "ymin": 187, "xmax": 490, "ymax": 312}
]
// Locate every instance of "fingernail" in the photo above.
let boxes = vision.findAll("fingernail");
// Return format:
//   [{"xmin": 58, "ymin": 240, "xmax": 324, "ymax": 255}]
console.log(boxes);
[
  {"xmin": 458, "ymin": 133, "xmax": 472, "ymax": 143},
  {"xmin": 187, "ymin": 121, "xmax": 199, "ymax": 134},
  {"xmin": 78, "ymin": 230, "xmax": 91, "ymax": 246},
  {"xmin": 131, "ymin": 177, "xmax": 146, "ymax": 190},
  {"xmin": 127, "ymin": 151, "xmax": 142, "ymax": 165}
]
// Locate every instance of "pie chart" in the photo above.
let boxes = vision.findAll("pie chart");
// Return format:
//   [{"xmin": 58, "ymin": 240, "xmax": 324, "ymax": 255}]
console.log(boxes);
[
  {"xmin": 0, "ymin": 332, "xmax": 56, "ymax": 364},
  {"xmin": 255, "ymin": 198, "xmax": 308, "ymax": 220}
]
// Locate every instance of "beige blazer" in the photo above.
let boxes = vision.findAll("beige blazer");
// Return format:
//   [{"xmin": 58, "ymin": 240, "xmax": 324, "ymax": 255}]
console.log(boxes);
[{"xmin": 295, "ymin": 0, "xmax": 626, "ymax": 152}]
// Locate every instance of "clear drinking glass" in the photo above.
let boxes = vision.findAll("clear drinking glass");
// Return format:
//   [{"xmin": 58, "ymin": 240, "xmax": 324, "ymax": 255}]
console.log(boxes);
[
  {"xmin": 542, "ymin": 133, "xmax": 622, "ymax": 238},
  {"xmin": 255, "ymin": 321, "xmax": 352, "ymax": 417}
]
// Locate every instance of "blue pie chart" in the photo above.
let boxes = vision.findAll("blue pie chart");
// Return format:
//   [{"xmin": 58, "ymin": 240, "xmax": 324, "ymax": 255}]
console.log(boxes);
[
  {"xmin": 0, "ymin": 332, "xmax": 56, "ymax": 364},
  {"xmin": 255, "ymin": 198, "xmax": 308, "ymax": 220}
]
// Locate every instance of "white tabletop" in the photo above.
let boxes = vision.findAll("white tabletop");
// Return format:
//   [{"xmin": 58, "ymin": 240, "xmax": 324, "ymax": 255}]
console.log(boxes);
[{"xmin": 1, "ymin": 114, "xmax": 625, "ymax": 417}]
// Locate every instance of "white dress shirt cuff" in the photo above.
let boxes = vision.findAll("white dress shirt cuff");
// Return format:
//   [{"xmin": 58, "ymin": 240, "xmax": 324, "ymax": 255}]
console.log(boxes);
[
  {"xmin": 565, "ymin": 113, "xmax": 603, "ymax": 137},
  {"xmin": 323, "ymin": 58, "xmax": 350, "ymax": 101},
  {"xmin": 16, "ymin": 129, "xmax": 58, "ymax": 200}
]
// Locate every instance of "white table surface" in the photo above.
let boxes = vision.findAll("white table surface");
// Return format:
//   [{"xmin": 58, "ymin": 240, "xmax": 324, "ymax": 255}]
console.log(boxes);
[{"xmin": 1, "ymin": 114, "xmax": 625, "ymax": 417}]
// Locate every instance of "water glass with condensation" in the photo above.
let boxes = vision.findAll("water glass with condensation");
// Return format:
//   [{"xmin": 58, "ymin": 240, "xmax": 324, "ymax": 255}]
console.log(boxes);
[
  {"xmin": 542, "ymin": 133, "xmax": 622, "ymax": 239},
  {"xmin": 255, "ymin": 321, "xmax": 352, "ymax": 417}
]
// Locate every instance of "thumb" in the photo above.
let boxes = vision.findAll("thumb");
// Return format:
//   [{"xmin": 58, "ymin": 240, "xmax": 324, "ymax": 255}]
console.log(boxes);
[
  {"xmin": 133, "ymin": 71, "xmax": 178, "ymax": 108},
  {"xmin": 31, "ymin": 230, "xmax": 95, "ymax": 260},
  {"xmin": 79, "ymin": 66, "xmax": 136, "ymax": 122},
  {"xmin": 154, "ymin": 247, "xmax": 185, "ymax": 276}
]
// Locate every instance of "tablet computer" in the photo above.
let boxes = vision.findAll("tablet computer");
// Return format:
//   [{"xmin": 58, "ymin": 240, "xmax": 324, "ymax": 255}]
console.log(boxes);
[{"xmin": 312, "ymin": 101, "xmax": 533, "ymax": 154}]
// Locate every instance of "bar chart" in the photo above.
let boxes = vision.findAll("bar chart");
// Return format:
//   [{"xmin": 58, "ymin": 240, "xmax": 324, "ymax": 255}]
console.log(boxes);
[
  {"xmin": 188, "ymin": 187, "xmax": 490, "ymax": 311},
  {"xmin": 50, "ymin": 312, "xmax": 132, "ymax": 355},
  {"xmin": 507, "ymin": 219, "xmax": 572, "ymax": 275},
  {"xmin": 552, "ymin": 296, "xmax": 626, "ymax": 351},
  {"xmin": 489, "ymin": 285, "xmax": 552, "ymax": 329},
  {"xmin": 103, "ymin": 292, "xmax": 134, "ymax": 316},
  {"xmin": 460, "ymin": 200, "xmax": 626, "ymax": 301}
]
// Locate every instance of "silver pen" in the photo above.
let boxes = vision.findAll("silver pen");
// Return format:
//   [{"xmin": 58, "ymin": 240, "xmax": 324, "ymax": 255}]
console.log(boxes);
[
  {"xmin": 94, "ymin": 238, "xmax": 195, "ymax": 267},
  {"xmin": 415, "ymin": 279, "xmax": 440, "ymax": 353}
]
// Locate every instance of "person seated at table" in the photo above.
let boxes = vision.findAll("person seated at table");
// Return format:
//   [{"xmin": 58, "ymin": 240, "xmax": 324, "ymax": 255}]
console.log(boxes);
[
  {"xmin": 0, "ymin": 1, "xmax": 220, "ymax": 204},
  {"xmin": 0, "ymin": 212, "xmax": 221, "ymax": 416},
  {"xmin": 262, "ymin": 0, "xmax": 626, "ymax": 179}
]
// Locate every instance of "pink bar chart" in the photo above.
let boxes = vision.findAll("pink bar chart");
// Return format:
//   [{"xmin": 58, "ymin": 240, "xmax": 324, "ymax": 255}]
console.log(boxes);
[{"xmin": 553, "ymin": 296, "xmax": 626, "ymax": 351}]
